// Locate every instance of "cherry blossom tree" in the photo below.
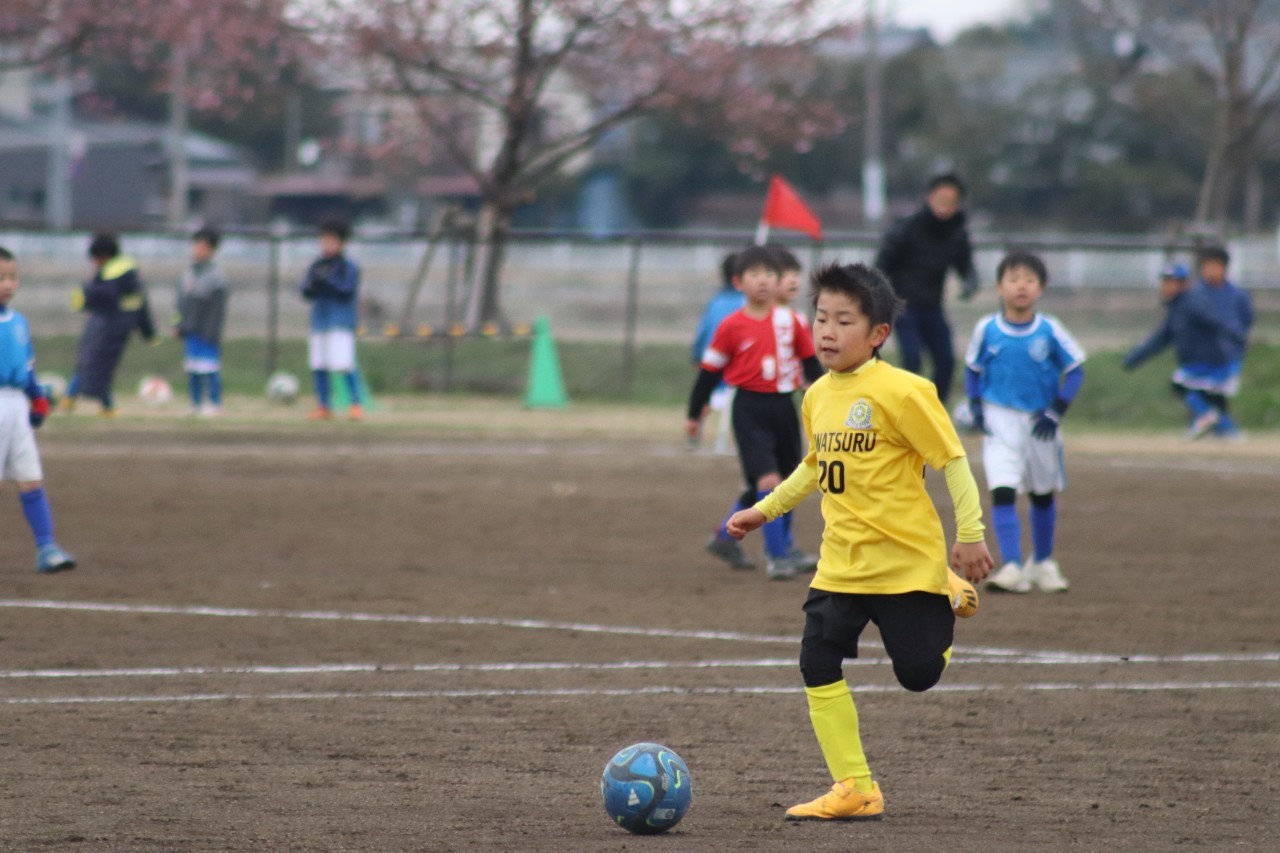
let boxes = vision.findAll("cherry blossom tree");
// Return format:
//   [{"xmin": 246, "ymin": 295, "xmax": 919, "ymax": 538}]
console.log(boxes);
[
  {"xmin": 0, "ymin": 1, "xmax": 106, "ymax": 69},
  {"xmin": 4, "ymin": 0, "xmax": 309, "ymax": 225},
  {"xmin": 328, "ymin": 0, "xmax": 853, "ymax": 328}
]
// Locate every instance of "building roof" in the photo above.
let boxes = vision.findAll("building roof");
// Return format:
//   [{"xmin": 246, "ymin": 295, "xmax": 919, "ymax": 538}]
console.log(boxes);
[{"xmin": 0, "ymin": 115, "xmax": 251, "ymax": 168}]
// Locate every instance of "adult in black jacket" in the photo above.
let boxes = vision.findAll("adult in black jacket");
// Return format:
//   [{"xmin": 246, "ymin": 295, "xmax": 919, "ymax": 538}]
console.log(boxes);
[{"xmin": 874, "ymin": 173, "xmax": 978, "ymax": 403}]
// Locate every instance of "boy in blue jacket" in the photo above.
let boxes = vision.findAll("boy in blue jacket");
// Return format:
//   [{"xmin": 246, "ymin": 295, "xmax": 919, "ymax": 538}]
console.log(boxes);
[
  {"xmin": 1123, "ymin": 262, "xmax": 1246, "ymax": 439},
  {"xmin": 1189, "ymin": 247, "xmax": 1253, "ymax": 439},
  {"xmin": 301, "ymin": 220, "xmax": 362, "ymax": 421}
]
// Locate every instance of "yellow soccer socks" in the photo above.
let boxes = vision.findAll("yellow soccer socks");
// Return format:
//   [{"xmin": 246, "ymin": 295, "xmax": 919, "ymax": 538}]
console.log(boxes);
[
  {"xmin": 787, "ymin": 680, "xmax": 885, "ymax": 820},
  {"xmin": 805, "ymin": 680, "xmax": 873, "ymax": 793}
]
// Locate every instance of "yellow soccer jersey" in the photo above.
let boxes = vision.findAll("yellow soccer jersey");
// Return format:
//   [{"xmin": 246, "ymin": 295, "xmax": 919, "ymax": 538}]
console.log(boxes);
[{"xmin": 801, "ymin": 359, "xmax": 966, "ymax": 596}]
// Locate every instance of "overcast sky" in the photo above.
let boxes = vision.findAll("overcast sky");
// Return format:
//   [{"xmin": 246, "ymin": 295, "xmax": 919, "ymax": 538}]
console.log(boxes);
[{"xmin": 886, "ymin": 0, "xmax": 1027, "ymax": 41}]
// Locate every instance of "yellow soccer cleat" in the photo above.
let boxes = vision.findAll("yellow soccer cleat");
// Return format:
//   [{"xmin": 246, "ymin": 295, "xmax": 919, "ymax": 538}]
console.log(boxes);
[
  {"xmin": 948, "ymin": 568, "xmax": 979, "ymax": 618},
  {"xmin": 785, "ymin": 779, "xmax": 884, "ymax": 821}
]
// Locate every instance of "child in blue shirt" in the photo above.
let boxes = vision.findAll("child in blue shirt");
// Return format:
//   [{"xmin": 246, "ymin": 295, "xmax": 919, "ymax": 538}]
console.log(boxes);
[
  {"xmin": 301, "ymin": 219, "xmax": 362, "ymax": 421},
  {"xmin": 691, "ymin": 252, "xmax": 744, "ymax": 365},
  {"xmin": 964, "ymin": 251, "xmax": 1085, "ymax": 594},
  {"xmin": 0, "ymin": 246, "xmax": 76, "ymax": 573},
  {"xmin": 1123, "ymin": 262, "xmax": 1245, "ymax": 438},
  {"xmin": 1187, "ymin": 246, "xmax": 1253, "ymax": 440}
]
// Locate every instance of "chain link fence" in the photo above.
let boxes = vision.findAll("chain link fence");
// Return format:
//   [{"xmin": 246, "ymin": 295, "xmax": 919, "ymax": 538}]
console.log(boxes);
[{"xmin": 3, "ymin": 228, "xmax": 1277, "ymax": 362}]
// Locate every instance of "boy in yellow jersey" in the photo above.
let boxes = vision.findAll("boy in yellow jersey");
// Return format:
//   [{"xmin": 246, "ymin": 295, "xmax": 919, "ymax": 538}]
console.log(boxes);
[{"xmin": 727, "ymin": 261, "xmax": 992, "ymax": 821}]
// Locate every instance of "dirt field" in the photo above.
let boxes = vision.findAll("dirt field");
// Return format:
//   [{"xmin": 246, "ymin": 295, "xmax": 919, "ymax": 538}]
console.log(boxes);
[{"xmin": 1, "ymin": 404, "xmax": 1277, "ymax": 851}]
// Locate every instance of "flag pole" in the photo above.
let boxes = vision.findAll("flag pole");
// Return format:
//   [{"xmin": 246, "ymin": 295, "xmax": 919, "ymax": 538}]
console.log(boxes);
[{"xmin": 754, "ymin": 221, "xmax": 770, "ymax": 246}]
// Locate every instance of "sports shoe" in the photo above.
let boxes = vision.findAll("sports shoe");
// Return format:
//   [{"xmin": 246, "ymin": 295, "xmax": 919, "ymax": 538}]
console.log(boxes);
[
  {"xmin": 766, "ymin": 556, "xmax": 796, "ymax": 581},
  {"xmin": 198, "ymin": 404, "xmax": 222, "ymax": 418},
  {"xmin": 948, "ymin": 568, "xmax": 979, "ymax": 618},
  {"xmin": 1027, "ymin": 557, "xmax": 1069, "ymax": 593},
  {"xmin": 1215, "ymin": 426, "xmax": 1247, "ymax": 444},
  {"xmin": 705, "ymin": 536, "xmax": 755, "ymax": 570},
  {"xmin": 1184, "ymin": 410, "xmax": 1219, "ymax": 441},
  {"xmin": 986, "ymin": 561, "xmax": 1031, "ymax": 593},
  {"xmin": 785, "ymin": 779, "xmax": 884, "ymax": 821},
  {"xmin": 347, "ymin": 404, "xmax": 364, "ymax": 422},
  {"xmin": 307, "ymin": 406, "xmax": 333, "ymax": 421},
  {"xmin": 786, "ymin": 546, "xmax": 819, "ymax": 572},
  {"xmin": 36, "ymin": 544, "xmax": 76, "ymax": 574}
]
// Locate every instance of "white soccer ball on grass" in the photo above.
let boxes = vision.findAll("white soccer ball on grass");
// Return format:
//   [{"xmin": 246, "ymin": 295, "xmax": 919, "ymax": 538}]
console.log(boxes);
[
  {"xmin": 265, "ymin": 371, "xmax": 301, "ymax": 404},
  {"xmin": 138, "ymin": 375, "xmax": 173, "ymax": 406}
]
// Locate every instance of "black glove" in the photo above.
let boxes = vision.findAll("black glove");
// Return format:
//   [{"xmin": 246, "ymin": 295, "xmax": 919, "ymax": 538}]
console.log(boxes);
[
  {"xmin": 960, "ymin": 269, "xmax": 979, "ymax": 302},
  {"xmin": 1031, "ymin": 408, "xmax": 1060, "ymax": 440},
  {"xmin": 968, "ymin": 398, "xmax": 986, "ymax": 434}
]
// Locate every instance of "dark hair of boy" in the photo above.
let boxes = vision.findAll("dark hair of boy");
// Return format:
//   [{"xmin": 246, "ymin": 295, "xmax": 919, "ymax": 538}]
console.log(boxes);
[
  {"xmin": 811, "ymin": 262, "xmax": 905, "ymax": 357},
  {"xmin": 88, "ymin": 233, "xmax": 120, "ymax": 260},
  {"xmin": 768, "ymin": 245, "xmax": 803, "ymax": 273},
  {"xmin": 733, "ymin": 245, "xmax": 783, "ymax": 278},
  {"xmin": 996, "ymin": 250, "xmax": 1048, "ymax": 286},
  {"xmin": 927, "ymin": 172, "xmax": 966, "ymax": 196},
  {"xmin": 719, "ymin": 252, "xmax": 737, "ymax": 289},
  {"xmin": 319, "ymin": 219, "xmax": 352, "ymax": 242},
  {"xmin": 193, "ymin": 227, "xmax": 222, "ymax": 249},
  {"xmin": 1197, "ymin": 245, "xmax": 1230, "ymax": 266},
  {"xmin": 0, "ymin": 246, "xmax": 13, "ymax": 261}
]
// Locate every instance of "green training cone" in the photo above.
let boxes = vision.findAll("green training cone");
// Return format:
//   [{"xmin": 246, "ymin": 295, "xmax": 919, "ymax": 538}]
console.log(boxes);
[{"xmin": 524, "ymin": 315, "xmax": 568, "ymax": 409}]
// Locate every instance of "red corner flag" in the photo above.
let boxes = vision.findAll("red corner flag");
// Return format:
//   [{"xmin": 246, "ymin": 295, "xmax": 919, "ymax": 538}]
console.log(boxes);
[{"xmin": 759, "ymin": 174, "xmax": 823, "ymax": 242}]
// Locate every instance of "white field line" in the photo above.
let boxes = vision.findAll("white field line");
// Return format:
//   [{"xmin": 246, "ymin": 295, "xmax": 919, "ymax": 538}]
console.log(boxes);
[
  {"xmin": 2, "ymin": 650, "xmax": 1278, "ymax": 681},
  {"xmin": 5, "ymin": 681, "xmax": 1280, "ymax": 707},
  {"xmin": 0, "ymin": 598, "xmax": 800, "ymax": 645},
  {"xmin": 2, "ymin": 599, "xmax": 1275, "ymax": 665},
  {"xmin": 0, "ymin": 599, "xmax": 1116, "ymax": 661}
]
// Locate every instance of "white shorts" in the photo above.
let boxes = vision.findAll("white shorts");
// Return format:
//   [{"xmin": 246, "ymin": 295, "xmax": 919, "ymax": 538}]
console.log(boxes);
[
  {"xmin": 0, "ymin": 389, "xmax": 43, "ymax": 482},
  {"xmin": 709, "ymin": 385, "xmax": 735, "ymax": 412},
  {"xmin": 981, "ymin": 402, "xmax": 1064, "ymax": 494},
  {"xmin": 308, "ymin": 329, "xmax": 356, "ymax": 372}
]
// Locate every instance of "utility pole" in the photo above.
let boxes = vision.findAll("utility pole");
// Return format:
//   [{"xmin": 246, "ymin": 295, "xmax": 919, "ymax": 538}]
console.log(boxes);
[
  {"xmin": 167, "ymin": 44, "xmax": 189, "ymax": 229},
  {"xmin": 284, "ymin": 89, "xmax": 302, "ymax": 172},
  {"xmin": 45, "ymin": 59, "xmax": 72, "ymax": 230},
  {"xmin": 862, "ymin": 0, "xmax": 886, "ymax": 226}
]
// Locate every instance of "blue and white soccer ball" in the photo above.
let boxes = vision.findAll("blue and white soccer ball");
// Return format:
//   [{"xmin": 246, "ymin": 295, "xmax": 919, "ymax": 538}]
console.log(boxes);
[
  {"xmin": 265, "ymin": 371, "xmax": 300, "ymax": 404},
  {"xmin": 600, "ymin": 742, "xmax": 692, "ymax": 835}
]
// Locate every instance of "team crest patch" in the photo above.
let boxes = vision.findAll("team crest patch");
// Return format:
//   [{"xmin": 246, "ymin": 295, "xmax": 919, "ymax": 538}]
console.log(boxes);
[{"xmin": 844, "ymin": 399, "xmax": 873, "ymax": 429}]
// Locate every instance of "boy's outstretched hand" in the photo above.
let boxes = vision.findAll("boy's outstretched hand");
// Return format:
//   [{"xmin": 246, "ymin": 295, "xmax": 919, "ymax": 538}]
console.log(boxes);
[
  {"xmin": 725, "ymin": 508, "xmax": 766, "ymax": 540},
  {"xmin": 952, "ymin": 541, "xmax": 994, "ymax": 582}
]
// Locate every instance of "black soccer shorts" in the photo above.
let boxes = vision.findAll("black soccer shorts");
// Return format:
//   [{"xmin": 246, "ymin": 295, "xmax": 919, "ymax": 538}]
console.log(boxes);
[
  {"xmin": 799, "ymin": 588, "xmax": 954, "ymax": 692},
  {"xmin": 731, "ymin": 389, "xmax": 802, "ymax": 488}
]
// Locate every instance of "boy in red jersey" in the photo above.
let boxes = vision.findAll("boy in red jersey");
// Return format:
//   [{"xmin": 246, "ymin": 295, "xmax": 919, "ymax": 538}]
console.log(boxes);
[{"xmin": 687, "ymin": 245, "xmax": 823, "ymax": 580}]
